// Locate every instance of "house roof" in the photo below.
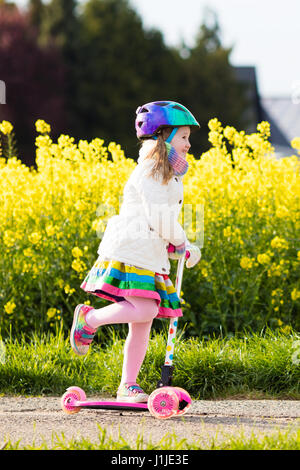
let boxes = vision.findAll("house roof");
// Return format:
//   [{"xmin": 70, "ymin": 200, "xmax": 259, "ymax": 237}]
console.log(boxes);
[{"xmin": 260, "ymin": 97, "xmax": 300, "ymax": 158}]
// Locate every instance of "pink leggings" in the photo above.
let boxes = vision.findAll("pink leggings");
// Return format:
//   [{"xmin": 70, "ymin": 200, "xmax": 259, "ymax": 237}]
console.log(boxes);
[{"xmin": 85, "ymin": 296, "xmax": 159, "ymax": 385}]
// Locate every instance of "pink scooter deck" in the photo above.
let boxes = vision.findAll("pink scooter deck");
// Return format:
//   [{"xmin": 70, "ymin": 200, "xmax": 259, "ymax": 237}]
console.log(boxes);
[{"xmin": 74, "ymin": 400, "xmax": 149, "ymax": 411}]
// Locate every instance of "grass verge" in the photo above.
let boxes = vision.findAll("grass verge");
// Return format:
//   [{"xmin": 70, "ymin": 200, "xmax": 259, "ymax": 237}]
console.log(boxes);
[
  {"xmin": 2, "ymin": 426, "xmax": 300, "ymax": 450},
  {"xmin": 0, "ymin": 327, "xmax": 299, "ymax": 398}
]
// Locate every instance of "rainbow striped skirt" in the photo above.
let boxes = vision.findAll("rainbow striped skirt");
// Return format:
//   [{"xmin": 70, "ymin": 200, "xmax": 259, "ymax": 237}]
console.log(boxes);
[{"xmin": 80, "ymin": 257, "xmax": 182, "ymax": 318}]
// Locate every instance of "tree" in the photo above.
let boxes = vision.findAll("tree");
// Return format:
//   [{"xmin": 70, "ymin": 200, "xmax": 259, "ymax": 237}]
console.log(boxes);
[
  {"xmin": 0, "ymin": 3, "xmax": 66, "ymax": 165},
  {"xmin": 28, "ymin": 0, "xmax": 82, "ymax": 134},
  {"xmin": 177, "ymin": 10, "xmax": 249, "ymax": 154},
  {"xmin": 73, "ymin": 0, "xmax": 181, "ymax": 156}
]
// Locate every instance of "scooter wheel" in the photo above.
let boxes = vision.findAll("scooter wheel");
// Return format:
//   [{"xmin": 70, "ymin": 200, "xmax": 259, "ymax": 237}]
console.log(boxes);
[
  {"xmin": 173, "ymin": 387, "xmax": 192, "ymax": 416},
  {"xmin": 66, "ymin": 386, "xmax": 86, "ymax": 401},
  {"xmin": 148, "ymin": 386, "xmax": 179, "ymax": 420},
  {"xmin": 61, "ymin": 387, "xmax": 84, "ymax": 414}
]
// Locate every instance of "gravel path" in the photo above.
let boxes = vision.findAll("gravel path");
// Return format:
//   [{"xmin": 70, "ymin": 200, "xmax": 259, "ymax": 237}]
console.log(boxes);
[{"xmin": 0, "ymin": 396, "xmax": 299, "ymax": 449}]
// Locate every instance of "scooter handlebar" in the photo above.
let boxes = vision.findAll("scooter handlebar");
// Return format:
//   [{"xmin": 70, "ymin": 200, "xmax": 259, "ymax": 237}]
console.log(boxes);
[{"xmin": 167, "ymin": 243, "xmax": 190, "ymax": 259}]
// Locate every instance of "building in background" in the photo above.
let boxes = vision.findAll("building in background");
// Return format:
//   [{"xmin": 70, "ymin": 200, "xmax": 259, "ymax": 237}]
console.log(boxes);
[{"xmin": 235, "ymin": 66, "xmax": 300, "ymax": 159}]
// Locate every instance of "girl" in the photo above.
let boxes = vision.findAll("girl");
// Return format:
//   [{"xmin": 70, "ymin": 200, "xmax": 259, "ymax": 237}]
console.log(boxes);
[{"xmin": 70, "ymin": 101, "xmax": 202, "ymax": 403}]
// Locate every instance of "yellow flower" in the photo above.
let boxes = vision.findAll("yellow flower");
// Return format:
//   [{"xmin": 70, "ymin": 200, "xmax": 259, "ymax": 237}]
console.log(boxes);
[
  {"xmin": 72, "ymin": 246, "xmax": 83, "ymax": 258},
  {"xmin": 275, "ymin": 205, "xmax": 289, "ymax": 219},
  {"xmin": 3, "ymin": 230, "xmax": 16, "ymax": 248},
  {"xmin": 56, "ymin": 278, "xmax": 64, "ymax": 289},
  {"xmin": 270, "ymin": 236, "xmax": 289, "ymax": 251},
  {"xmin": 272, "ymin": 288, "xmax": 283, "ymax": 297},
  {"xmin": 291, "ymin": 288, "xmax": 300, "ymax": 301},
  {"xmin": 223, "ymin": 226, "xmax": 232, "ymax": 237},
  {"xmin": 4, "ymin": 300, "xmax": 16, "ymax": 315},
  {"xmin": 64, "ymin": 284, "xmax": 75, "ymax": 295},
  {"xmin": 74, "ymin": 200, "xmax": 86, "ymax": 211},
  {"xmin": 208, "ymin": 131, "xmax": 223, "ymax": 147},
  {"xmin": 0, "ymin": 120, "xmax": 13, "ymax": 135},
  {"xmin": 257, "ymin": 253, "xmax": 271, "ymax": 265},
  {"xmin": 208, "ymin": 118, "xmax": 223, "ymax": 132},
  {"xmin": 29, "ymin": 232, "xmax": 42, "ymax": 245},
  {"xmin": 72, "ymin": 258, "xmax": 86, "ymax": 273},
  {"xmin": 201, "ymin": 267, "xmax": 208, "ymax": 278},
  {"xmin": 291, "ymin": 137, "xmax": 300, "ymax": 154},
  {"xmin": 24, "ymin": 248, "xmax": 34, "ymax": 257},
  {"xmin": 240, "ymin": 256, "xmax": 254, "ymax": 270},
  {"xmin": 257, "ymin": 121, "xmax": 271, "ymax": 138},
  {"xmin": 46, "ymin": 224, "xmax": 55, "ymax": 237},
  {"xmin": 223, "ymin": 126, "xmax": 236, "ymax": 143},
  {"xmin": 267, "ymin": 263, "xmax": 282, "ymax": 277},
  {"xmin": 47, "ymin": 307, "xmax": 57, "ymax": 319},
  {"xmin": 35, "ymin": 119, "xmax": 51, "ymax": 134}
]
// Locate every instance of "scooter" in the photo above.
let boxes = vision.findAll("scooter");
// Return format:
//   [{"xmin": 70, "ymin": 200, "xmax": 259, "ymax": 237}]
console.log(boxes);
[{"xmin": 61, "ymin": 248, "xmax": 191, "ymax": 420}]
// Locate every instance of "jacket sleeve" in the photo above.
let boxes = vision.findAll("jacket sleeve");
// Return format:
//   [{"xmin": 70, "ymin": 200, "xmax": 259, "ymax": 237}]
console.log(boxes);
[{"xmin": 134, "ymin": 162, "xmax": 186, "ymax": 246}]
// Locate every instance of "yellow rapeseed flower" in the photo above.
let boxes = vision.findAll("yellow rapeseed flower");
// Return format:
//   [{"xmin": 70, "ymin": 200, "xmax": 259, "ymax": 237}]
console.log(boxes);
[
  {"xmin": 56, "ymin": 279, "xmax": 64, "ymax": 289},
  {"xmin": 240, "ymin": 256, "xmax": 254, "ymax": 270},
  {"xmin": 257, "ymin": 253, "xmax": 271, "ymax": 265},
  {"xmin": 47, "ymin": 307, "xmax": 57, "ymax": 319},
  {"xmin": 0, "ymin": 120, "xmax": 13, "ymax": 135},
  {"xmin": 223, "ymin": 226, "xmax": 232, "ymax": 237},
  {"xmin": 35, "ymin": 119, "xmax": 51, "ymax": 134},
  {"xmin": 29, "ymin": 232, "xmax": 42, "ymax": 245},
  {"xmin": 270, "ymin": 236, "xmax": 289, "ymax": 251},
  {"xmin": 64, "ymin": 284, "xmax": 75, "ymax": 295},
  {"xmin": 208, "ymin": 118, "xmax": 223, "ymax": 132},
  {"xmin": 291, "ymin": 288, "xmax": 300, "ymax": 301},
  {"xmin": 72, "ymin": 246, "xmax": 83, "ymax": 258},
  {"xmin": 72, "ymin": 258, "xmax": 86, "ymax": 273},
  {"xmin": 257, "ymin": 121, "xmax": 271, "ymax": 138},
  {"xmin": 1, "ymin": 116, "xmax": 299, "ymax": 334},
  {"xmin": 4, "ymin": 300, "xmax": 16, "ymax": 315},
  {"xmin": 3, "ymin": 230, "xmax": 16, "ymax": 248},
  {"xmin": 291, "ymin": 137, "xmax": 300, "ymax": 154},
  {"xmin": 46, "ymin": 224, "xmax": 56, "ymax": 237}
]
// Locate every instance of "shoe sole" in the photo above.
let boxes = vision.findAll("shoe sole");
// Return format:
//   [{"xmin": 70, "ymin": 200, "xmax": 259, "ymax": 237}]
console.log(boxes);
[{"xmin": 116, "ymin": 395, "xmax": 149, "ymax": 403}]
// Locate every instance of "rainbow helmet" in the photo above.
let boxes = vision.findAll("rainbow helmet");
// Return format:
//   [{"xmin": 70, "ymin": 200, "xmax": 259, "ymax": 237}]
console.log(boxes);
[{"xmin": 135, "ymin": 100, "xmax": 200, "ymax": 139}]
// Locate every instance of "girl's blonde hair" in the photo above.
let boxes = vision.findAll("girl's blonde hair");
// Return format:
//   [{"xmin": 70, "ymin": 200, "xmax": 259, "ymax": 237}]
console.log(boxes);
[{"xmin": 142, "ymin": 127, "xmax": 174, "ymax": 185}]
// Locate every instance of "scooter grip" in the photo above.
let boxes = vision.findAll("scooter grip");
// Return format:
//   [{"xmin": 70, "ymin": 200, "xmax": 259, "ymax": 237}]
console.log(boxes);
[{"xmin": 167, "ymin": 243, "xmax": 190, "ymax": 259}]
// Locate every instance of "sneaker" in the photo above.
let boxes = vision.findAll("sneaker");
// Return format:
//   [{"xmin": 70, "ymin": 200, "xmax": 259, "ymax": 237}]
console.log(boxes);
[
  {"xmin": 117, "ymin": 383, "xmax": 149, "ymax": 403},
  {"xmin": 70, "ymin": 304, "xmax": 97, "ymax": 356}
]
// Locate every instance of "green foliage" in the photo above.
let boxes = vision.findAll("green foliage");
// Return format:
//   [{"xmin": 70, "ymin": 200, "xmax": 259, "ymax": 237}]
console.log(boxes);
[
  {"xmin": 3, "ymin": 426, "xmax": 300, "ymax": 450},
  {"xmin": 21, "ymin": 0, "xmax": 248, "ymax": 158},
  {"xmin": 0, "ymin": 328, "xmax": 299, "ymax": 398}
]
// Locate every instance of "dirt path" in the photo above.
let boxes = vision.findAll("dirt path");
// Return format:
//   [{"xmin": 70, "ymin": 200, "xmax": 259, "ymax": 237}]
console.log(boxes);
[{"xmin": 0, "ymin": 396, "xmax": 299, "ymax": 449}]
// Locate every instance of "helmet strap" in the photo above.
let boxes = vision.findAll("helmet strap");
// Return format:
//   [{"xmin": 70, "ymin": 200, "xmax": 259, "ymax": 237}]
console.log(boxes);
[
  {"xmin": 165, "ymin": 127, "xmax": 178, "ymax": 143},
  {"xmin": 152, "ymin": 127, "xmax": 178, "ymax": 142}
]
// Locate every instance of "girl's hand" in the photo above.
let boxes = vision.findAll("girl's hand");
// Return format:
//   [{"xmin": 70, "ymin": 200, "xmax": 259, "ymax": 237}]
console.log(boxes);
[
  {"xmin": 167, "ymin": 242, "xmax": 186, "ymax": 259},
  {"xmin": 185, "ymin": 244, "xmax": 201, "ymax": 268}
]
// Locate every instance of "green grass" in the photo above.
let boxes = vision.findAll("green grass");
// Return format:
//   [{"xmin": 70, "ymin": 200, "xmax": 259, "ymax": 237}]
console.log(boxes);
[
  {"xmin": 0, "ymin": 326, "xmax": 299, "ymax": 398},
  {"xmin": 2, "ymin": 426, "xmax": 300, "ymax": 450}
]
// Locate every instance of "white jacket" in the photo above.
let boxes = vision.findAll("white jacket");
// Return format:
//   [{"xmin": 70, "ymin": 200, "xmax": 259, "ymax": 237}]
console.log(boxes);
[{"xmin": 97, "ymin": 141, "xmax": 188, "ymax": 274}]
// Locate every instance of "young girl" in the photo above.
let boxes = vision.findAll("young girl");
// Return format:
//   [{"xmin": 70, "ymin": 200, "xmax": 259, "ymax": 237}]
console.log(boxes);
[{"xmin": 70, "ymin": 101, "xmax": 201, "ymax": 403}]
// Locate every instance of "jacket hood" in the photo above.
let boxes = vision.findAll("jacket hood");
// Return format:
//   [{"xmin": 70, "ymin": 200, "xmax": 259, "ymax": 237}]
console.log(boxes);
[{"xmin": 137, "ymin": 139, "xmax": 156, "ymax": 164}]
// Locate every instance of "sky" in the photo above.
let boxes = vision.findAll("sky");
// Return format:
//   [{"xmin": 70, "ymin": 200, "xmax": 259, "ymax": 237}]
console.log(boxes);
[{"xmin": 129, "ymin": 0, "xmax": 300, "ymax": 98}]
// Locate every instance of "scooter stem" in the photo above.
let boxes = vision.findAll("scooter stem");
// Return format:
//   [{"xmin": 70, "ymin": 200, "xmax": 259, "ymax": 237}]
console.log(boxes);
[{"xmin": 157, "ymin": 254, "xmax": 186, "ymax": 387}]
